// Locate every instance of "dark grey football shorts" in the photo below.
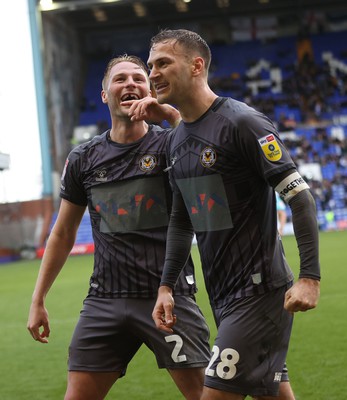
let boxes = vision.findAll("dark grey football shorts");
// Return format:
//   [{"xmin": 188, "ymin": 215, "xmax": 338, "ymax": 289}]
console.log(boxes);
[
  {"xmin": 68, "ymin": 295, "xmax": 211, "ymax": 375},
  {"xmin": 204, "ymin": 283, "xmax": 293, "ymax": 397}
]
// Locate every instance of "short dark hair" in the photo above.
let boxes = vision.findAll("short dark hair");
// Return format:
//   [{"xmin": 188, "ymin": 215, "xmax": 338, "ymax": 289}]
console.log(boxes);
[
  {"xmin": 102, "ymin": 54, "xmax": 149, "ymax": 90},
  {"xmin": 150, "ymin": 29, "xmax": 211, "ymax": 71}
]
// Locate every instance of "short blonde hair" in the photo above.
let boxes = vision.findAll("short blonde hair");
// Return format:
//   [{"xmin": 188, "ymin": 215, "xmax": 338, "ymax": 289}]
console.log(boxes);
[{"xmin": 102, "ymin": 54, "xmax": 150, "ymax": 90}]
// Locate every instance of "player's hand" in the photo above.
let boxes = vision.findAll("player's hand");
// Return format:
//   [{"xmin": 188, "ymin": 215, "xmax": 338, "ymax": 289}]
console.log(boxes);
[
  {"xmin": 152, "ymin": 286, "xmax": 177, "ymax": 333},
  {"xmin": 122, "ymin": 97, "xmax": 180, "ymax": 126},
  {"xmin": 27, "ymin": 303, "xmax": 50, "ymax": 343},
  {"xmin": 284, "ymin": 278, "xmax": 320, "ymax": 312},
  {"xmin": 121, "ymin": 96, "xmax": 155, "ymax": 121}
]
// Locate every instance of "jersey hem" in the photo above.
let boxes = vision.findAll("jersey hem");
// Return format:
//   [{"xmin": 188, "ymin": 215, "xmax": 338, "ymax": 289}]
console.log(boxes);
[{"xmin": 211, "ymin": 276, "xmax": 294, "ymax": 310}]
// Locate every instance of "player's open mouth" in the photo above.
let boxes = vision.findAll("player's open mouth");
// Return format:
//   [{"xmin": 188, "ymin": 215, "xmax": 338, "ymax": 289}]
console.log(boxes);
[{"xmin": 121, "ymin": 94, "xmax": 140, "ymax": 101}]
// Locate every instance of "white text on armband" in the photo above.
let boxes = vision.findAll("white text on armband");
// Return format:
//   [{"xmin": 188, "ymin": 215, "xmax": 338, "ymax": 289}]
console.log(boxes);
[{"xmin": 275, "ymin": 172, "xmax": 310, "ymax": 203}]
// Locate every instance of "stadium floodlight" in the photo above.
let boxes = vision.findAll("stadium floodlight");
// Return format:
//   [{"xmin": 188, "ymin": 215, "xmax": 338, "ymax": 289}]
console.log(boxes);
[
  {"xmin": 39, "ymin": 0, "xmax": 56, "ymax": 11},
  {"xmin": 39, "ymin": 0, "xmax": 123, "ymax": 13}
]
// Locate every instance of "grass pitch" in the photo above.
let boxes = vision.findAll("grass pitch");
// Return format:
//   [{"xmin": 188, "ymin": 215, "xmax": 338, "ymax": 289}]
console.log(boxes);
[{"xmin": 0, "ymin": 230, "xmax": 346, "ymax": 399}]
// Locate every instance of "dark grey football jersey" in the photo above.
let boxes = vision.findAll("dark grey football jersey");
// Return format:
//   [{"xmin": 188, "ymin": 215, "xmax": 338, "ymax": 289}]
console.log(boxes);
[
  {"xmin": 60, "ymin": 126, "xmax": 197, "ymax": 298},
  {"xmin": 166, "ymin": 98, "xmax": 295, "ymax": 309}
]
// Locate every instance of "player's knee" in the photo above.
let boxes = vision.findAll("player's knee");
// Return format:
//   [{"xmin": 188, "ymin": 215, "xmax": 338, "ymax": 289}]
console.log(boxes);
[
  {"xmin": 64, "ymin": 388, "xmax": 102, "ymax": 400},
  {"xmin": 64, "ymin": 381, "xmax": 101, "ymax": 400}
]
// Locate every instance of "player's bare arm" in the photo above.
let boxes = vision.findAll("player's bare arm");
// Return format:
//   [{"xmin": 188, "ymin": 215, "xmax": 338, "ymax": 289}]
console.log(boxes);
[{"xmin": 27, "ymin": 200, "xmax": 85, "ymax": 343}]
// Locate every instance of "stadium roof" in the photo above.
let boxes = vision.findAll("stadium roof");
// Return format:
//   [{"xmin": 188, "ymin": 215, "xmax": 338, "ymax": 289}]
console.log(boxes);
[{"xmin": 39, "ymin": 0, "xmax": 347, "ymax": 34}]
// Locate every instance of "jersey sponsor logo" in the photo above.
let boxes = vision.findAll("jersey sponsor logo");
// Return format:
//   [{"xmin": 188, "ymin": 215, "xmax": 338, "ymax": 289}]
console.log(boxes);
[
  {"xmin": 176, "ymin": 175, "xmax": 233, "ymax": 232},
  {"xmin": 200, "ymin": 147, "xmax": 217, "ymax": 168},
  {"xmin": 91, "ymin": 176, "xmax": 169, "ymax": 232},
  {"xmin": 95, "ymin": 169, "xmax": 108, "ymax": 182},
  {"xmin": 139, "ymin": 154, "xmax": 157, "ymax": 172},
  {"xmin": 258, "ymin": 134, "xmax": 282, "ymax": 162}
]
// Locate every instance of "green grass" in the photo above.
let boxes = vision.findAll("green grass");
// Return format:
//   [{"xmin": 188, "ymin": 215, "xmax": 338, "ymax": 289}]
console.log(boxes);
[{"xmin": 0, "ymin": 230, "xmax": 346, "ymax": 399}]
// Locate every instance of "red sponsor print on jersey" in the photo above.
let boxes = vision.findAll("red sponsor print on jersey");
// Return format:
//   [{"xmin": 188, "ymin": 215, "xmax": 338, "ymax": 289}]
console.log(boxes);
[
  {"xmin": 134, "ymin": 194, "xmax": 155, "ymax": 210},
  {"xmin": 91, "ymin": 176, "xmax": 169, "ymax": 232},
  {"xmin": 146, "ymin": 198, "xmax": 155, "ymax": 210},
  {"xmin": 135, "ymin": 194, "xmax": 145, "ymax": 206},
  {"xmin": 176, "ymin": 175, "xmax": 233, "ymax": 232},
  {"xmin": 190, "ymin": 193, "xmax": 223, "ymax": 214},
  {"xmin": 95, "ymin": 193, "xmax": 157, "ymax": 216}
]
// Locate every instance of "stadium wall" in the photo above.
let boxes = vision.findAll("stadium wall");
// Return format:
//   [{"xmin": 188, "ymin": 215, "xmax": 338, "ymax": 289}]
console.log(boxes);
[{"xmin": 0, "ymin": 198, "xmax": 53, "ymax": 262}]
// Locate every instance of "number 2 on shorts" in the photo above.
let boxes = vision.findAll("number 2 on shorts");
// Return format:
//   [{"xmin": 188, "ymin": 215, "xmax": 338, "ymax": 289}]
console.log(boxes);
[
  {"xmin": 205, "ymin": 345, "xmax": 240, "ymax": 380},
  {"xmin": 165, "ymin": 334, "xmax": 187, "ymax": 362}
]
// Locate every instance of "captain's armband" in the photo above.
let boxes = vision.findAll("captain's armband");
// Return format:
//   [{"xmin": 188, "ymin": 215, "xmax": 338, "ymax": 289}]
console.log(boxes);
[{"xmin": 275, "ymin": 172, "xmax": 309, "ymax": 203}]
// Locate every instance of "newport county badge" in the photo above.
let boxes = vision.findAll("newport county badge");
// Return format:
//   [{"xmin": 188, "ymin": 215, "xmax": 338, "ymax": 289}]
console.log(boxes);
[
  {"xmin": 139, "ymin": 154, "xmax": 157, "ymax": 172},
  {"xmin": 200, "ymin": 147, "xmax": 217, "ymax": 167},
  {"xmin": 258, "ymin": 134, "xmax": 282, "ymax": 162}
]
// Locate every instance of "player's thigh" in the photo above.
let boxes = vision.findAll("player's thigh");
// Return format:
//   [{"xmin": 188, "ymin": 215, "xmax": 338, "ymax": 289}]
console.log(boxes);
[
  {"xmin": 205, "ymin": 286, "xmax": 293, "ymax": 397},
  {"xmin": 68, "ymin": 297, "xmax": 142, "ymax": 373},
  {"xmin": 65, "ymin": 370, "xmax": 121, "ymax": 400}
]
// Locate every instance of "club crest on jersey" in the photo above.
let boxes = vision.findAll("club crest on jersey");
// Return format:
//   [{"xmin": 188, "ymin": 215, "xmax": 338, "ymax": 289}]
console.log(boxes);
[
  {"xmin": 95, "ymin": 169, "xmax": 108, "ymax": 182},
  {"xmin": 139, "ymin": 154, "xmax": 157, "ymax": 172},
  {"xmin": 258, "ymin": 134, "xmax": 282, "ymax": 162},
  {"xmin": 200, "ymin": 147, "xmax": 217, "ymax": 168}
]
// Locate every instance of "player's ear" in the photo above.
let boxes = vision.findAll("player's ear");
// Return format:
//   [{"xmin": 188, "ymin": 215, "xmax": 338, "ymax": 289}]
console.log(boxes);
[
  {"xmin": 191, "ymin": 56, "xmax": 204, "ymax": 77},
  {"xmin": 101, "ymin": 89, "xmax": 108, "ymax": 104}
]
